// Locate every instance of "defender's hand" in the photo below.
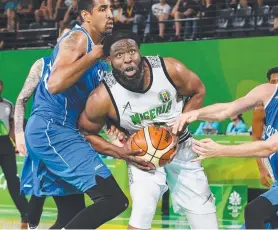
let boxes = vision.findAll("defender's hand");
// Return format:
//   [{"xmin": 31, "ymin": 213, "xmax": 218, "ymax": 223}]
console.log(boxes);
[
  {"xmin": 191, "ymin": 138, "xmax": 225, "ymax": 161},
  {"xmin": 168, "ymin": 110, "xmax": 199, "ymax": 135}
]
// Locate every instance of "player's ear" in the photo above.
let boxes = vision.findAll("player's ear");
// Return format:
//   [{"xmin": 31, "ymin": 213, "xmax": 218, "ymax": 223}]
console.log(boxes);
[{"xmin": 81, "ymin": 10, "xmax": 90, "ymax": 23}]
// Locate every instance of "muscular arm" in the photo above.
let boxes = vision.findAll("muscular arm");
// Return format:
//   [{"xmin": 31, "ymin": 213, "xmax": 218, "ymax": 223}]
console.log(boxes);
[
  {"xmin": 14, "ymin": 58, "xmax": 43, "ymax": 133},
  {"xmin": 48, "ymin": 31, "xmax": 101, "ymax": 94},
  {"xmin": 219, "ymin": 133, "xmax": 278, "ymax": 158},
  {"xmin": 196, "ymin": 83, "xmax": 276, "ymax": 121},
  {"xmin": 164, "ymin": 57, "xmax": 206, "ymax": 112},
  {"xmin": 193, "ymin": 132, "xmax": 278, "ymax": 159},
  {"xmin": 78, "ymin": 83, "xmax": 122, "ymax": 158}
]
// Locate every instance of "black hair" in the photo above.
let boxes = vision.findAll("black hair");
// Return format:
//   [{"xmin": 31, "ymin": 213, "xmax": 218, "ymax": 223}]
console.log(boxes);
[
  {"xmin": 267, "ymin": 67, "xmax": 278, "ymax": 81},
  {"xmin": 103, "ymin": 30, "xmax": 141, "ymax": 57},
  {"xmin": 0, "ymin": 80, "xmax": 3, "ymax": 85},
  {"xmin": 78, "ymin": 0, "xmax": 96, "ymax": 21},
  {"xmin": 78, "ymin": 0, "xmax": 95, "ymax": 12}
]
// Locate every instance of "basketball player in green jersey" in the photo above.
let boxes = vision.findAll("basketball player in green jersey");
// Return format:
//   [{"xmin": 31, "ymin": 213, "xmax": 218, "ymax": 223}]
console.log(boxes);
[{"xmin": 78, "ymin": 30, "xmax": 219, "ymax": 229}]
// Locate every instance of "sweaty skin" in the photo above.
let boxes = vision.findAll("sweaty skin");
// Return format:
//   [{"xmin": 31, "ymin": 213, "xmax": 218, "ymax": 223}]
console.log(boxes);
[{"xmin": 78, "ymin": 38, "xmax": 205, "ymax": 169}]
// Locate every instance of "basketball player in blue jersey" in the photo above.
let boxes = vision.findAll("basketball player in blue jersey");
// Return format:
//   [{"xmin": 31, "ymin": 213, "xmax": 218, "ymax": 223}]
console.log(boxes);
[
  {"xmin": 173, "ymin": 80, "xmax": 278, "ymax": 228},
  {"xmin": 14, "ymin": 24, "xmax": 87, "ymax": 229},
  {"xmin": 20, "ymin": 0, "xmax": 143, "ymax": 229}
]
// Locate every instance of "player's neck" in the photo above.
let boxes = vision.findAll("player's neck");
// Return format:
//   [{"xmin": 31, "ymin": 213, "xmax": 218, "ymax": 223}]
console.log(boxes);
[
  {"xmin": 142, "ymin": 61, "xmax": 151, "ymax": 91},
  {"xmin": 82, "ymin": 24, "xmax": 102, "ymax": 45}
]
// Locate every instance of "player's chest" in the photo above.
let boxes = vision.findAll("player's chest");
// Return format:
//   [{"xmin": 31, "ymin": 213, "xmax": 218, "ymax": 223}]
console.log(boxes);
[{"xmin": 119, "ymin": 89, "xmax": 175, "ymax": 122}]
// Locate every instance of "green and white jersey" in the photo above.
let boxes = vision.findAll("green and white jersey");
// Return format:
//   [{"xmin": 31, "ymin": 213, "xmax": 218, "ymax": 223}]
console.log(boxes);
[{"xmin": 103, "ymin": 56, "xmax": 189, "ymax": 141}]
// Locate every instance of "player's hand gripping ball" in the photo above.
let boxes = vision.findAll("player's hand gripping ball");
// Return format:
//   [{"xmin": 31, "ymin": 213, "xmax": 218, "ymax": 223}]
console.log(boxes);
[{"xmin": 130, "ymin": 126, "xmax": 176, "ymax": 169}]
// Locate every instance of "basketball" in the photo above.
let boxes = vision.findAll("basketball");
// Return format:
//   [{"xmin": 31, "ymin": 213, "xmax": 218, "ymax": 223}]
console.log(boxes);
[{"xmin": 130, "ymin": 126, "xmax": 176, "ymax": 169}]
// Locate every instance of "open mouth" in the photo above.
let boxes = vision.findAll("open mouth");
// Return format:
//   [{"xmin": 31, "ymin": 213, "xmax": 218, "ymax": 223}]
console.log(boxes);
[
  {"xmin": 124, "ymin": 66, "xmax": 137, "ymax": 78},
  {"xmin": 107, "ymin": 21, "xmax": 113, "ymax": 28}
]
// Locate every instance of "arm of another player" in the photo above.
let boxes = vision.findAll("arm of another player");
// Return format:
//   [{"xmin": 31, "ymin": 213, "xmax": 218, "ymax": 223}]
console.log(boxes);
[
  {"xmin": 172, "ymin": 83, "xmax": 276, "ymax": 134},
  {"xmin": 192, "ymin": 132, "xmax": 278, "ymax": 160},
  {"xmin": 78, "ymin": 84, "xmax": 152, "ymax": 170},
  {"xmin": 163, "ymin": 58, "xmax": 206, "ymax": 135},
  {"xmin": 48, "ymin": 31, "xmax": 103, "ymax": 94},
  {"xmin": 14, "ymin": 58, "xmax": 43, "ymax": 155},
  {"xmin": 252, "ymin": 104, "xmax": 272, "ymax": 187}
]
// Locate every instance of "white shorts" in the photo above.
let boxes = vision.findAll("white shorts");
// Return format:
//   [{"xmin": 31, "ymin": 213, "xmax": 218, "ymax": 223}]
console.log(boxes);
[{"xmin": 128, "ymin": 138, "xmax": 217, "ymax": 229}]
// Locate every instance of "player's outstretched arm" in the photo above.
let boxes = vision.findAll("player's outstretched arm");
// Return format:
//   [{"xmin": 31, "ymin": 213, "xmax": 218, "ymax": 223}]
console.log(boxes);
[
  {"xmin": 198, "ymin": 84, "xmax": 275, "ymax": 121},
  {"xmin": 78, "ymin": 84, "xmax": 152, "ymax": 170},
  {"xmin": 14, "ymin": 58, "xmax": 43, "ymax": 155},
  {"xmin": 172, "ymin": 83, "xmax": 275, "ymax": 134},
  {"xmin": 48, "ymin": 31, "xmax": 103, "ymax": 94},
  {"xmin": 192, "ymin": 132, "xmax": 278, "ymax": 160}
]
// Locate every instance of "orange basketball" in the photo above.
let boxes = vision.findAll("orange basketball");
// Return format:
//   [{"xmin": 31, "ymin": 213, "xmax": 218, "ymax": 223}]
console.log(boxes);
[{"xmin": 130, "ymin": 126, "xmax": 176, "ymax": 169}]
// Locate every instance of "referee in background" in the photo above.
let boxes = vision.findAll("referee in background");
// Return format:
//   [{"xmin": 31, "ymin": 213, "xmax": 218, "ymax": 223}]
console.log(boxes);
[{"xmin": 0, "ymin": 80, "xmax": 28, "ymax": 229}]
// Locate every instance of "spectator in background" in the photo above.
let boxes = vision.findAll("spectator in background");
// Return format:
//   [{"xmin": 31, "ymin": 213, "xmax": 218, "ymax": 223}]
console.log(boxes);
[
  {"xmin": 238, "ymin": 0, "xmax": 251, "ymax": 9},
  {"xmin": 230, "ymin": 0, "xmax": 239, "ymax": 10},
  {"xmin": 17, "ymin": 0, "xmax": 33, "ymax": 15},
  {"xmin": 112, "ymin": 0, "xmax": 126, "ymax": 30},
  {"xmin": 16, "ymin": 0, "xmax": 34, "ymax": 30},
  {"xmin": 60, "ymin": 0, "xmax": 79, "ymax": 28},
  {"xmin": 122, "ymin": 0, "xmax": 145, "ymax": 34},
  {"xmin": 0, "ymin": 80, "xmax": 29, "ymax": 229},
  {"xmin": 34, "ymin": 0, "xmax": 50, "ymax": 24},
  {"xmin": 34, "ymin": 0, "xmax": 63, "ymax": 26},
  {"xmin": 152, "ymin": 0, "xmax": 171, "ymax": 41},
  {"xmin": 2, "ymin": 0, "xmax": 18, "ymax": 31},
  {"xmin": 226, "ymin": 114, "xmax": 247, "ymax": 134},
  {"xmin": 196, "ymin": 0, "xmax": 217, "ymax": 38},
  {"xmin": 271, "ymin": 17, "xmax": 278, "ymax": 34},
  {"xmin": 170, "ymin": 0, "xmax": 199, "ymax": 40},
  {"xmin": 194, "ymin": 121, "xmax": 221, "ymax": 135}
]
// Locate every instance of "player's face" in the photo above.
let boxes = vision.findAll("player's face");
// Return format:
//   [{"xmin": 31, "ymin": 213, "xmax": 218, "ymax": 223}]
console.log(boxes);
[
  {"xmin": 110, "ymin": 39, "xmax": 144, "ymax": 91},
  {"xmin": 270, "ymin": 73, "xmax": 278, "ymax": 84},
  {"xmin": 87, "ymin": 0, "xmax": 114, "ymax": 35}
]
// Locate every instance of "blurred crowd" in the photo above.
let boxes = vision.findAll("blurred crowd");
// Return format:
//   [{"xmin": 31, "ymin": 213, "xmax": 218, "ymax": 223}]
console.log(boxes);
[
  {"xmin": 0, "ymin": 0, "xmax": 278, "ymax": 45},
  {"xmin": 193, "ymin": 114, "xmax": 250, "ymax": 135}
]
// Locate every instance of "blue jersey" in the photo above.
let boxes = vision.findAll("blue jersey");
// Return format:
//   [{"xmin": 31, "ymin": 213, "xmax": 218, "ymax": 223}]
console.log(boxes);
[
  {"xmin": 263, "ymin": 85, "xmax": 278, "ymax": 181},
  {"xmin": 21, "ymin": 25, "xmax": 111, "ymax": 196},
  {"xmin": 31, "ymin": 25, "xmax": 108, "ymax": 127}
]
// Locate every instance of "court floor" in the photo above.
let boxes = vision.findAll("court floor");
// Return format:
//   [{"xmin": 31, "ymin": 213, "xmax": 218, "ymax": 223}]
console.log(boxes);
[{"xmin": 0, "ymin": 204, "xmax": 243, "ymax": 229}]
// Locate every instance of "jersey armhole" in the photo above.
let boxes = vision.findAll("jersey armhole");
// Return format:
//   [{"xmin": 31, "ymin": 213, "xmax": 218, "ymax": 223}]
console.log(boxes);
[
  {"xmin": 102, "ymin": 80, "xmax": 121, "ymax": 126},
  {"xmin": 159, "ymin": 56, "xmax": 177, "ymax": 90},
  {"xmin": 264, "ymin": 84, "xmax": 278, "ymax": 110}
]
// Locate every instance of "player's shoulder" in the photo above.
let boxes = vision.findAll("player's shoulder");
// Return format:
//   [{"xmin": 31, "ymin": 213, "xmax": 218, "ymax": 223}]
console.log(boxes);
[
  {"xmin": 144, "ymin": 55, "xmax": 163, "ymax": 68},
  {"xmin": 102, "ymin": 71, "xmax": 117, "ymax": 88},
  {"xmin": 59, "ymin": 30, "xmax": 87, "ymax": 51},
  {"xmin": 32, "ymin": 57, "xmax": 45, "ymax": 68}
]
